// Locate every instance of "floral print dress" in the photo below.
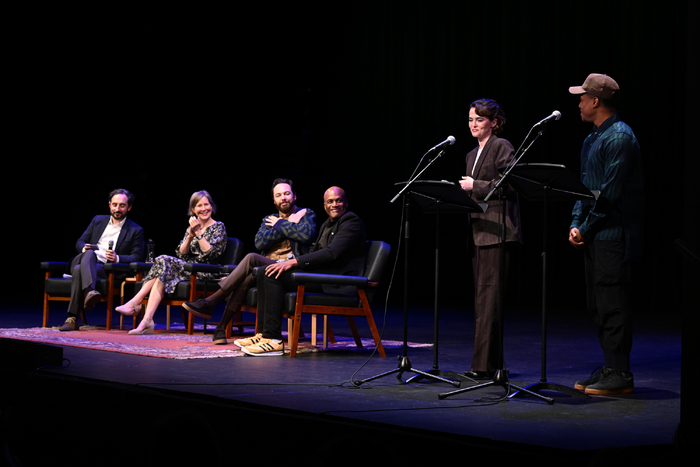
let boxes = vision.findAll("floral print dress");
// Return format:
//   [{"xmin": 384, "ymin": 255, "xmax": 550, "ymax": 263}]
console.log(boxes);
[{"xmin": 143, "ymin": 221, "xmax": 227, "ymax": 293}]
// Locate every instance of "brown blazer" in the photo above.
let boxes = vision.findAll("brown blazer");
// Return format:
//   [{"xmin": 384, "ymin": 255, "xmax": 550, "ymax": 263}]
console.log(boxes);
[{"xmin": 465, "ymin": 136, "xmax": 523, "ymax": 247}]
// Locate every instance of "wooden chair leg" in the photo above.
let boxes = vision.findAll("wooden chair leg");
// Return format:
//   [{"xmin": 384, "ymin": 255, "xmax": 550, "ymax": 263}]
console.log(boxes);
[
  {"xmin": 346, "ymin": 317, "xmax": 363, "ymax": 348},
  {"xmin": 289, "ymin": 284, "xmax": 306, "ymax": 357},
  {"xmin": 119, "ymin": 280, "xmax": 126, "ymax": 330},
  {"xmin": 226, "ymin": 319, "xmax": 233, "ymax": 339},
  {"xmin": 311, "ymin": 314, "xmax": 317, "ymax": 346},
  {"xmin": 105, "ymin": 273, "xmax": 115, "ymax": 331},
  {"xmin": 360, "ymin": 291, "xmax": 385, "ymax": 357},
  {"xmin": 327, "ymin": 321, "xmax": 336, "ymax": 344},
  {"xmin": 323, "ymin": 316, "xmax": 328, "ymax": 348}
]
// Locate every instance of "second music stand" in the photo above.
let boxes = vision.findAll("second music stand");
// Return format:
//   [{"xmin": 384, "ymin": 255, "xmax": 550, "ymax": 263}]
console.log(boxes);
[{"xmin": 503, "ymin": 163, "xmax": 596, "ymax": 399}]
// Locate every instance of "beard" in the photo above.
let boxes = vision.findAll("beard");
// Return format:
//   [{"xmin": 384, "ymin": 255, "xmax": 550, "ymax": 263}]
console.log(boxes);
[{"xmin": 276, "ymin": 201, "xmax": 296, "ymax": 215}]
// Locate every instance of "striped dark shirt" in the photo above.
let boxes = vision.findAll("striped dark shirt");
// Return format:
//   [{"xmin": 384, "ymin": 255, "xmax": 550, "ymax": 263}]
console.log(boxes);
[{"xmin": 570, "ymin": 112, "xmax": 644, "ymax": 262}]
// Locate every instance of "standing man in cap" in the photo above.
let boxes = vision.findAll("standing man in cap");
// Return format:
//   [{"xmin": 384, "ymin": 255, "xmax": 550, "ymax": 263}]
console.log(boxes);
[{"xmin": 567, "ymin": 73, "xmax": 644, "ymax": 395}]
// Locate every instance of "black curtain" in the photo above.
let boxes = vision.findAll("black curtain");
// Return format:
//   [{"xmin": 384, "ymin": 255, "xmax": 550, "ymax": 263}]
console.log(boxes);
[{"xmin": 13, "ymin": 1, "xmax": 695, "ymax": 316}]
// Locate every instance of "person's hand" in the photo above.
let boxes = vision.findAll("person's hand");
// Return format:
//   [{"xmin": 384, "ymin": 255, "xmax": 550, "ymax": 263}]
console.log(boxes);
[
  {"xmin": 569, "ymin": 228, "xmax": 584, "ymax": 249},
  {"xmin": 105, "ymin": 249, "xmax": 117, "ymax": 262},
  {"xmin": 288, "ymin": 208, "xmax": 307, "ymax": 224},
  {"xmin": 264, "ymin": 259, "xmax": 297, "ymax": 278},
  {"xmin": 460, "ymin": 176, "xmax": 474, "ymax": 191},
  {"xmin": 264, "ymin": 216, "xmax": 280, "ymax": 228},
  {"xmin": 188, "ymin": 216, "xmax": 202, "ymax": 237}
]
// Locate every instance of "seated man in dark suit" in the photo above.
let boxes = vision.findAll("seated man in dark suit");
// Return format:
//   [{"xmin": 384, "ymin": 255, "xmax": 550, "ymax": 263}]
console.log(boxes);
[
  {"xmin": 59, "ymin": 188, "xmax": 145, "ymax": 331},
  {"xmin": 238, "ymin": 186, "xmax": 366, "ymax": 356}
]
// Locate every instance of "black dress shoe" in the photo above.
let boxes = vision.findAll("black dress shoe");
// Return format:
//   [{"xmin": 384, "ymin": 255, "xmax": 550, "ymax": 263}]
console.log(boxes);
[
  {"xmin": 183, "ymin": 298, "xmax": 214, "ymax": 319},
  {"xmin": 463, "ymin": 370, "xmax": 493, "ymax": 381},
  {"xmin": 84, "ymin": 290, "xmax": 103, "ymax": 310},
  {"xmin": 212, "ymin": 329, "xmax": 227, "ymax": 345}
]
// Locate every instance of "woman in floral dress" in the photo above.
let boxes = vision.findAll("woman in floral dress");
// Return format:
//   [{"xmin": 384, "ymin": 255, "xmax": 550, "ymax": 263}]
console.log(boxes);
[{"xmin": 116, "ymin": 190, "xmax": 227, "ymax": 334}]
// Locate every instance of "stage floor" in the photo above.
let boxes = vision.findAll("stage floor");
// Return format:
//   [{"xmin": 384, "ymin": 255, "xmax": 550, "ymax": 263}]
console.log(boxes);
[{"xmin": 1, "ymin": 302, "xmax": 683, "ymax": 466}]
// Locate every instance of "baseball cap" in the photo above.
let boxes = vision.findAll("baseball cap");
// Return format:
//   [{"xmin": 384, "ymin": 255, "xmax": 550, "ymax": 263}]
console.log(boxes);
[{"xmin": 569, "ymin": 73, "xmax": 619, "ymax": 99}]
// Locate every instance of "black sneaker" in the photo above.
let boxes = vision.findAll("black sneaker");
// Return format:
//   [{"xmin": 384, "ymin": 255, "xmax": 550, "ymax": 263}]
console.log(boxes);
[
  {"xmin": 212, "ymin": 329, "xmax": 227, "ymax": 345},
  {"xmin": 574, "ymin": 366, "xmax": 609, "ymax": 390},
  {"xmin": 183, "ymin": 298, "xmax": 214, "ymax": 319},
  {"xmin": 585, "ymin": 369, "xmax": 634, "ymax": 396}
]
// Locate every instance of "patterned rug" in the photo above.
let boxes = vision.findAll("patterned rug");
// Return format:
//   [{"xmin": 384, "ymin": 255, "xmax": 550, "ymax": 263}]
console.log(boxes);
[{"xmin": 0, "ymin": 324, "xmax": 431, "ymax": 360}]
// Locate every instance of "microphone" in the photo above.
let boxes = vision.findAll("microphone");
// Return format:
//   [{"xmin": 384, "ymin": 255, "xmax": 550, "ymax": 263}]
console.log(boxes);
[
  {"xmin": 108, "ymin": 240, "xmax": 114, "ymax": 250},
  {"xmin": 429, "ymin": 135, "xmax": 456, "ymax": 152},
  {"xmin": 534, "ymin": 110, "xmax": 561, "ymax": 126}
]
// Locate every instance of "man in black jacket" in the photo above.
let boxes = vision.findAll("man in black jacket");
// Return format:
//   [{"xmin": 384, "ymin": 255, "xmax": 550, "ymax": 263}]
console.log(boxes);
[
  {"xmin": 59, "ymin": 189, "xmax": 145, "ymax": 331},
  {"xmin": 240, "ymin": 186, "xmax": 366, "ymax": 356}
]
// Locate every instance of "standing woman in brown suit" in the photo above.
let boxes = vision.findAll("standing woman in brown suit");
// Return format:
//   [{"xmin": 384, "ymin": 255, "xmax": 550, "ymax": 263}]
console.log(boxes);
[{"xmin": 459, "ymin": 98, "xmax": 523, "ymax": 379}]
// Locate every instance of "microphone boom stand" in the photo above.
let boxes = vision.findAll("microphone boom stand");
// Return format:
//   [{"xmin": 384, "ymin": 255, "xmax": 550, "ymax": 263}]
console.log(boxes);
[{"xmin": 360, "ymin": 149, "xmax": 461, "ymax": 387}]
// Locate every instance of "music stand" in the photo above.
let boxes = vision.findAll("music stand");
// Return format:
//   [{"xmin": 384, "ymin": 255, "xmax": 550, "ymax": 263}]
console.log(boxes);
[
  {"xmin": 358, "ymin": 181, "xmax": 483, "ymax": 387},
  {"xmin": 502, "ymin": 163, "xmax": 596, "ymax": 399},
  {"xmin": 404, "ymin": 181, "xmax": 485, "ymax": 384}
]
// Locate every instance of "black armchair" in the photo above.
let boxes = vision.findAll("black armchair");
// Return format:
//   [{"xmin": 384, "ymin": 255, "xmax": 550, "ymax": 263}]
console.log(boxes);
[
  {"xmin": 285, "ymin": 240, "xmax": 391, "ymax": 357},
  {"xmin": 41, "ymin": 261, "xmax": 133, "ymax": 330}
]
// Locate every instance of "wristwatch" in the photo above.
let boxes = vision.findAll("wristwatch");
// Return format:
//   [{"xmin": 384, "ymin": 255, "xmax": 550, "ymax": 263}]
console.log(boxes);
[{"xmin": 276, "ymin": 253, "xmax": 295, "ymax": 263}]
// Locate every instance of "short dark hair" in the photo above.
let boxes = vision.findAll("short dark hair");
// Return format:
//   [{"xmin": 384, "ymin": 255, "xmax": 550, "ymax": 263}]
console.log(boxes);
[
  {"xmin": 470, "ymin": 99, "xmax": 507, "ymax": 136},
  {"xmin": 271, "ymin": 178, "xmax": 295, "ymax": 198},
  {"xmin": 599, "ymin": 95, "xmax": 618, "ymax": 110},
  {"xmin": 108, "ymin": 188, "xmax": 135, "ymax": 207}
]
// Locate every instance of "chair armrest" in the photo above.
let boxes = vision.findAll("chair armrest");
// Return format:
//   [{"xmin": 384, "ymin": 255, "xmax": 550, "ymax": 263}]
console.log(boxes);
[
  {"xmin": 220, "ymin": 264, "xmax": 237, "ymax": 274},
  {"xmin": 290, "ymin": 272, "xmax": 368, "ymax": 288},
  {"xmin": 220, "ymin": 265, "xmax": 262, "ymax": 276},
  {"xmin": 183, "ymin": 263, "xmax": 224, "ymax": 274},
  {"xmin": 129, "ymin": 262, "xmax": 154, "ymax": 272},
  {"xmin": 40, "ymin": 261, "xmax": 68, "ymax": 272},
  {"xmin": 103, "ymin": 262, "xmax": 133, "ymax": 273}
]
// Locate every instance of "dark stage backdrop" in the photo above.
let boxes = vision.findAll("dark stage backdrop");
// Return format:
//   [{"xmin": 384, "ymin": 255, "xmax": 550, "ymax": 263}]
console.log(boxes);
[{"xmin": 11, "ymin": 1, "xmax": 696, "ymax": 318}]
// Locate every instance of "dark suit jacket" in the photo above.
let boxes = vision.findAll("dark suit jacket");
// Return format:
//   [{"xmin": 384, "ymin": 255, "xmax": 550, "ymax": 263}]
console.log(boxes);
[
  {"xmin": 465, "ymin": 136, "xmax": 523, "ymax": 246},
  {"xmin": 75, "ymin": 215, "xmax": 145, "ymax": 263},
  {"xmin": 295, "ymin": 211, "xmax": 367, "ymax": 295}
]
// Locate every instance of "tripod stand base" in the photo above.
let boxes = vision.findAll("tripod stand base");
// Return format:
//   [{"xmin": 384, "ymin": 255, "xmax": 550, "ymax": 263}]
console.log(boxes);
[
  {"xmin": 358, "ymin": 356, "xmax": 461, "ymax": 387},
  {"xmin": 508, "ymin": 381, "xmax": 589, "ymax": 399},
  {"xmin": 406, "ymin": 368, "xmax": 470, "ymax": 385},
  {"xmin": 438, "ymin": 369, "xmax": 555, "ymax": 404}
]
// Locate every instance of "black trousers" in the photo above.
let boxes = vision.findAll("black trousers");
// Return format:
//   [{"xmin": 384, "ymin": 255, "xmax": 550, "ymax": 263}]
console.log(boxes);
[
  {"xmin": 257, "ymin": 268, "xmax": 322, "ymax": 341},
  {"xmin": 67, "ymin": 250, "xmax": 106, "ymax": 317},
  {"xmin": 214, "ymin": 253, "xmax": 274, "ymax": 331},
  {"xmin": 470, "ymin": 242, "xmax": 512, "ymax": 373},
  {"xmin": 584, "ymin": 240, "xmax": 634, "ymax": 372}
]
